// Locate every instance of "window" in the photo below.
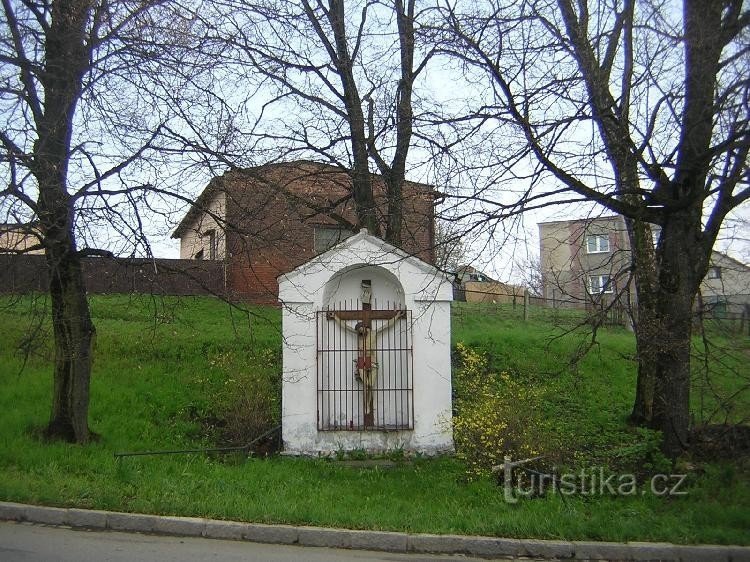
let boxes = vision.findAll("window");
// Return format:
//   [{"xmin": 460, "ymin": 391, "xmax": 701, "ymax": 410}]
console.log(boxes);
[
  {"xmin": 314, "ymin": 226, "xmax": 353, "ymax": 254},
  {"xmin": 707, "ymin": 266, "xmax": 721, "ymax": 280},
  {"xmin": 588, "ymin": 274, "xmax": 613, "ymax": 294},
  {"xmin": 586, "ymin": 234, "xmax": 610, "ymax": 254},
  {"xmin": 704, "ymin": 295, "xmax": 727, "ymax": 315},
  {"xmin": 204, "ymin": 229, "xmax": 217, "ymax": 260}
]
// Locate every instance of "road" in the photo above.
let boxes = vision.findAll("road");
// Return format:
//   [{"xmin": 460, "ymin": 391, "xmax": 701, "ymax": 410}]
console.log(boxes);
[{"xmin": 0, "ymin": 521, "xmax": 515, "ymax": 562}]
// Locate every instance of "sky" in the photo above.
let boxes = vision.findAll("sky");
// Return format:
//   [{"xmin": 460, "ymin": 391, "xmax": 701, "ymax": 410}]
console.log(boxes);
[{"xmin": 2, "ymin": 0, "xmax": 747, "ymax": 281}]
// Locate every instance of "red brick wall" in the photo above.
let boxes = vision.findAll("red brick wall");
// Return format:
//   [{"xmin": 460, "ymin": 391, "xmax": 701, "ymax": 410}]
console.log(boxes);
[{"xmin": 221, "ymin": 163, "xmax": 436, "ymax": 302}]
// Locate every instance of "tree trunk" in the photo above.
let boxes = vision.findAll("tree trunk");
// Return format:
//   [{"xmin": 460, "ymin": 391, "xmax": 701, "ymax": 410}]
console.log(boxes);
[
  {"xmin": 382, "ymin": 0, "xmax": 415, "ymax": 248},
  {"xmin": 647, "ymin": 213, "xmax": 705, "ymax": 458},
  {"xmin": 650, "ymin": 288, "xmax": 693, "ymax": 458},
  {"xmin": 631, "ymin": 360, "xmax": 653, "ymax": 422},
  {"xmin": 36, "ymin": 0, "xmax": 96, "ymax": 443},
  {"xmin": 321, "ymin": 0, "xmax": 380, "ymax": 237},
  {"xmin": 45, "ymin": 233, "xmax": 96, "ymax": 442},
  {"xmin": 630, "ymin": 308, "xmax": 657, "ymax": 424},
  {"xmin": 351, "ymin": 145, "xmax": 379, "ymax": 236},
  {"xmin": 38, "ymin": 154, "xmax": 96, "ymax": 444},
  {"xmin": 384, "ymin": 175, "xmax": 403, "ymax": 247},
  {"xmin": 626, "ymin": 219, "xmax": 659, "ymax": 425}
]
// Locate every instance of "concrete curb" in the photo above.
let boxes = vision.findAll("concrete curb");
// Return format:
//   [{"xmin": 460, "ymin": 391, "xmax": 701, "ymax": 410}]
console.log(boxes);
[{"xmin": 1, "ymin": 501, "xmax": 748, "ymax": 561}]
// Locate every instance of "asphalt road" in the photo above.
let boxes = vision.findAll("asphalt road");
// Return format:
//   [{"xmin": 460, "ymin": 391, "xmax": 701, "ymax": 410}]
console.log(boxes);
[{"xmin": 0, "ymin": 521, "xmax": 513, "ymax": 562}]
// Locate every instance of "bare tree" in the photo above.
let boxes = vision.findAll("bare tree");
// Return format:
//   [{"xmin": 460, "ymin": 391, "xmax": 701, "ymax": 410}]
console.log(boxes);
[
  {"xmin": 519, "ymin": 256, "xmax": 544, "ymax": 298},
  {"xmin": 222, "ymin": 0, "xmax": 435, "ymax": 246},
  {"xmin": 434, "ymin": 218, "xmax": 466, "ymax": 272},
  {"xmin": 0, "ymin": 0, "xmax": 218, "ymax": 442},
  {"xmin": 437, "ymin": 0, "xmax": 749, "ymax": 457}
]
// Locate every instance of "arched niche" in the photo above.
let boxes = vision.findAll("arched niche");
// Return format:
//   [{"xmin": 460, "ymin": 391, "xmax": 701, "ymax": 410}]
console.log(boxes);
[{"xmin": 322, "ymin": 263, "xmax": 405, "ymax": 310}]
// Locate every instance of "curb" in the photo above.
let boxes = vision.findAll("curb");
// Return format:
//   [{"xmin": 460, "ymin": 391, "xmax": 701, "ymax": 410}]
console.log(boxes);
[{"xmin": 1, "ymin": 502, "xmax": 748, "ymax": 561}]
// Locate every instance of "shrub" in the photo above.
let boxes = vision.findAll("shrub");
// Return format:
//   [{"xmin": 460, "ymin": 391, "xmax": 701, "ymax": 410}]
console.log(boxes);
[
  {"xmin": 212, "ymin": 347, "xmax": 281, "ymax": 451},
  {"xmin": 452, "ymin": 343, "xmax": 561, "ymax": 479},
  {"xmin": 221, "ymin": 374, "xmax": 279, "ymax": 447},
  {"xmin": 452, "ymin": 343, "xmax": 677, "ymax": 483}
]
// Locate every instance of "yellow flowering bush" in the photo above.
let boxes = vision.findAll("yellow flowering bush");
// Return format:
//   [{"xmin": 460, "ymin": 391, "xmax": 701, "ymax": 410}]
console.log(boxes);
[{"xmin": 453, "ymin": 343, "xmax": 556, "ymax": 479}]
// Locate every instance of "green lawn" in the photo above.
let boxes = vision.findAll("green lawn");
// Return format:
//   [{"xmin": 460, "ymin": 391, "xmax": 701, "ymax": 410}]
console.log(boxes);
[{"xmin": 0, "ymin": 295, "xmax": 748, "ymax": 545}]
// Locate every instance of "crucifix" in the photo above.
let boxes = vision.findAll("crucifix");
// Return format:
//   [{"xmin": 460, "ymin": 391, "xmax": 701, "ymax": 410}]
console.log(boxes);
[{"xmin": 326, "ymin": 280, "xmax": 404, "ymax": 427}]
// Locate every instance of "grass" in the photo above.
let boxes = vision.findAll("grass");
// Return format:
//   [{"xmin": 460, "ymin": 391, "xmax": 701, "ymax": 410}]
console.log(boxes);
[{"xmin": 0, "ymin": 294, "xmax": 748, "ymax": 545}]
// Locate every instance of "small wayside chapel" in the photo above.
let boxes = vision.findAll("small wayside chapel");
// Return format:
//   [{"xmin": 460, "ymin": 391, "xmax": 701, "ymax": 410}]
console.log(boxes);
[{"xmin": 278, "ymin": 229, "xmax": 454, "ymax": 455}]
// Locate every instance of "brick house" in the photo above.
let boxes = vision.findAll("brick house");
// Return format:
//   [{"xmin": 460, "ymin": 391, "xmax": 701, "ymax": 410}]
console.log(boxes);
[{"xmin": 172, "ymin": 160, "xmax": 437, "ymax": 303}]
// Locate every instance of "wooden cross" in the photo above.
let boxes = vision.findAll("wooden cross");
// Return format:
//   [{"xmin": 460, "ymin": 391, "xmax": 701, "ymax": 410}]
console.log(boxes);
[
  {"xmin": 325, "ymin": 280, "xmax": 403, "ymax": 427},
  {"xmin": 328, "ymin": 308, "xmax": 402, "ymax": 325}
]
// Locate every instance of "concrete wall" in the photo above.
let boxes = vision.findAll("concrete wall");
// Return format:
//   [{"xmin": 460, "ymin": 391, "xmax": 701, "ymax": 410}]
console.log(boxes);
[
  {"xmin": 539, "ymin": 216, "xmax": 750, "ymax": 315},
  {"xmin": 539, "ymin": 220, "xmax": 576, "ymax": 306},
  {"xmin": 539, "ymin": 216, "xmax": 633, "ymax": 307},
  {"xmin": 278, "ymin": 231, "xmax": 453, "ymax": 455},
  {"xmin": 464, "ymin": 281, "xmax": 525, "ymax": 304},
  {"xmin": 701, "ymin": 252, "xmax": 750, "ymax": 314},
  {"xmin": 0, "ymin": 227, "xmax": 44, "ymax": 255},
  {"xmin": 178, "ymin": 191, "xmax": 226, "ymax": 260}
]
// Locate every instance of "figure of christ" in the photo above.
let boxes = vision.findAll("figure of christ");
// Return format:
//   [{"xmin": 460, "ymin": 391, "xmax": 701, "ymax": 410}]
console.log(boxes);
[{"xmin": 326, "ymin": 309, "xmax": 404, "ymax": 427}]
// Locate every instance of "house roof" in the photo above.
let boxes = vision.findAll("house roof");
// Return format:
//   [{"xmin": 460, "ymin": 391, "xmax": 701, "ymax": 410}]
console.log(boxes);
[
  {"xmin": 171, "ymin": 160, "xmax": 437, "ymax": 239},
  {"xmin": 0, "ymin": 222, "xmax": 40, "ymax": 232},
  {"xmin": 0, "ymin": 222, "xmax": 43, "ymax": 253},
  {"xmin": 537, "ymin": 214, "xmax": 625, "ymax": 227},
  {"xmin": 454, "ymin": 264, "xmax": 497, "ymax": 282},
  {"xmin": 171, "ymin": 174, "xmax": 227, "ymax": 239},
  {"xmin": 711, "ymin": 250, "xmax": 750, "ymax": 271},
  {"xmin": 277, "ymin": 228, "xmax": 452, "ymax": 304},
  {"xmin": 279, "ymin": 227, "xmax": 443, "ymax": 285}
]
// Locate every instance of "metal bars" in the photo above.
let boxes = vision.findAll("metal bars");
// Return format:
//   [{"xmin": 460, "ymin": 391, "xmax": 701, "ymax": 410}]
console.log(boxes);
[{"xmin": 316, "ymin": 302, "xmax": 413, "ymax": 431}]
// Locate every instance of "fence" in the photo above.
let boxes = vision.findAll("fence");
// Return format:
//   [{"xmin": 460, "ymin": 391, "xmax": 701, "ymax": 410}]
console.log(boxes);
[
  {"xmin": 0, "ymin": 254, "xmax": 227, "ymax": 297},
  {"xmin": 452, "ymin": 283, "xmax": 631, "ymax": 328},
  {"xmin": 453, "ymin": 284, "xmax": 750, "ymax": 335},
  {"xmin": 699, "ymin": 299, "xmax": 750, "ymax": 337}
]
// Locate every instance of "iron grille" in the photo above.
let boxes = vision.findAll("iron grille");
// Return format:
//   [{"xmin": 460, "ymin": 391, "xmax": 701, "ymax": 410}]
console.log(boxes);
[{"xmin": 316, "ymin": 304, "xmax": 413, "ymax": 431}]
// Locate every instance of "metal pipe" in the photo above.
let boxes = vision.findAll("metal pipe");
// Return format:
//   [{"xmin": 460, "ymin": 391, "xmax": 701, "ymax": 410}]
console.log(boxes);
[{"xmin": 113, "ymin": 424, "xmax": 281, "ymax": 459}]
